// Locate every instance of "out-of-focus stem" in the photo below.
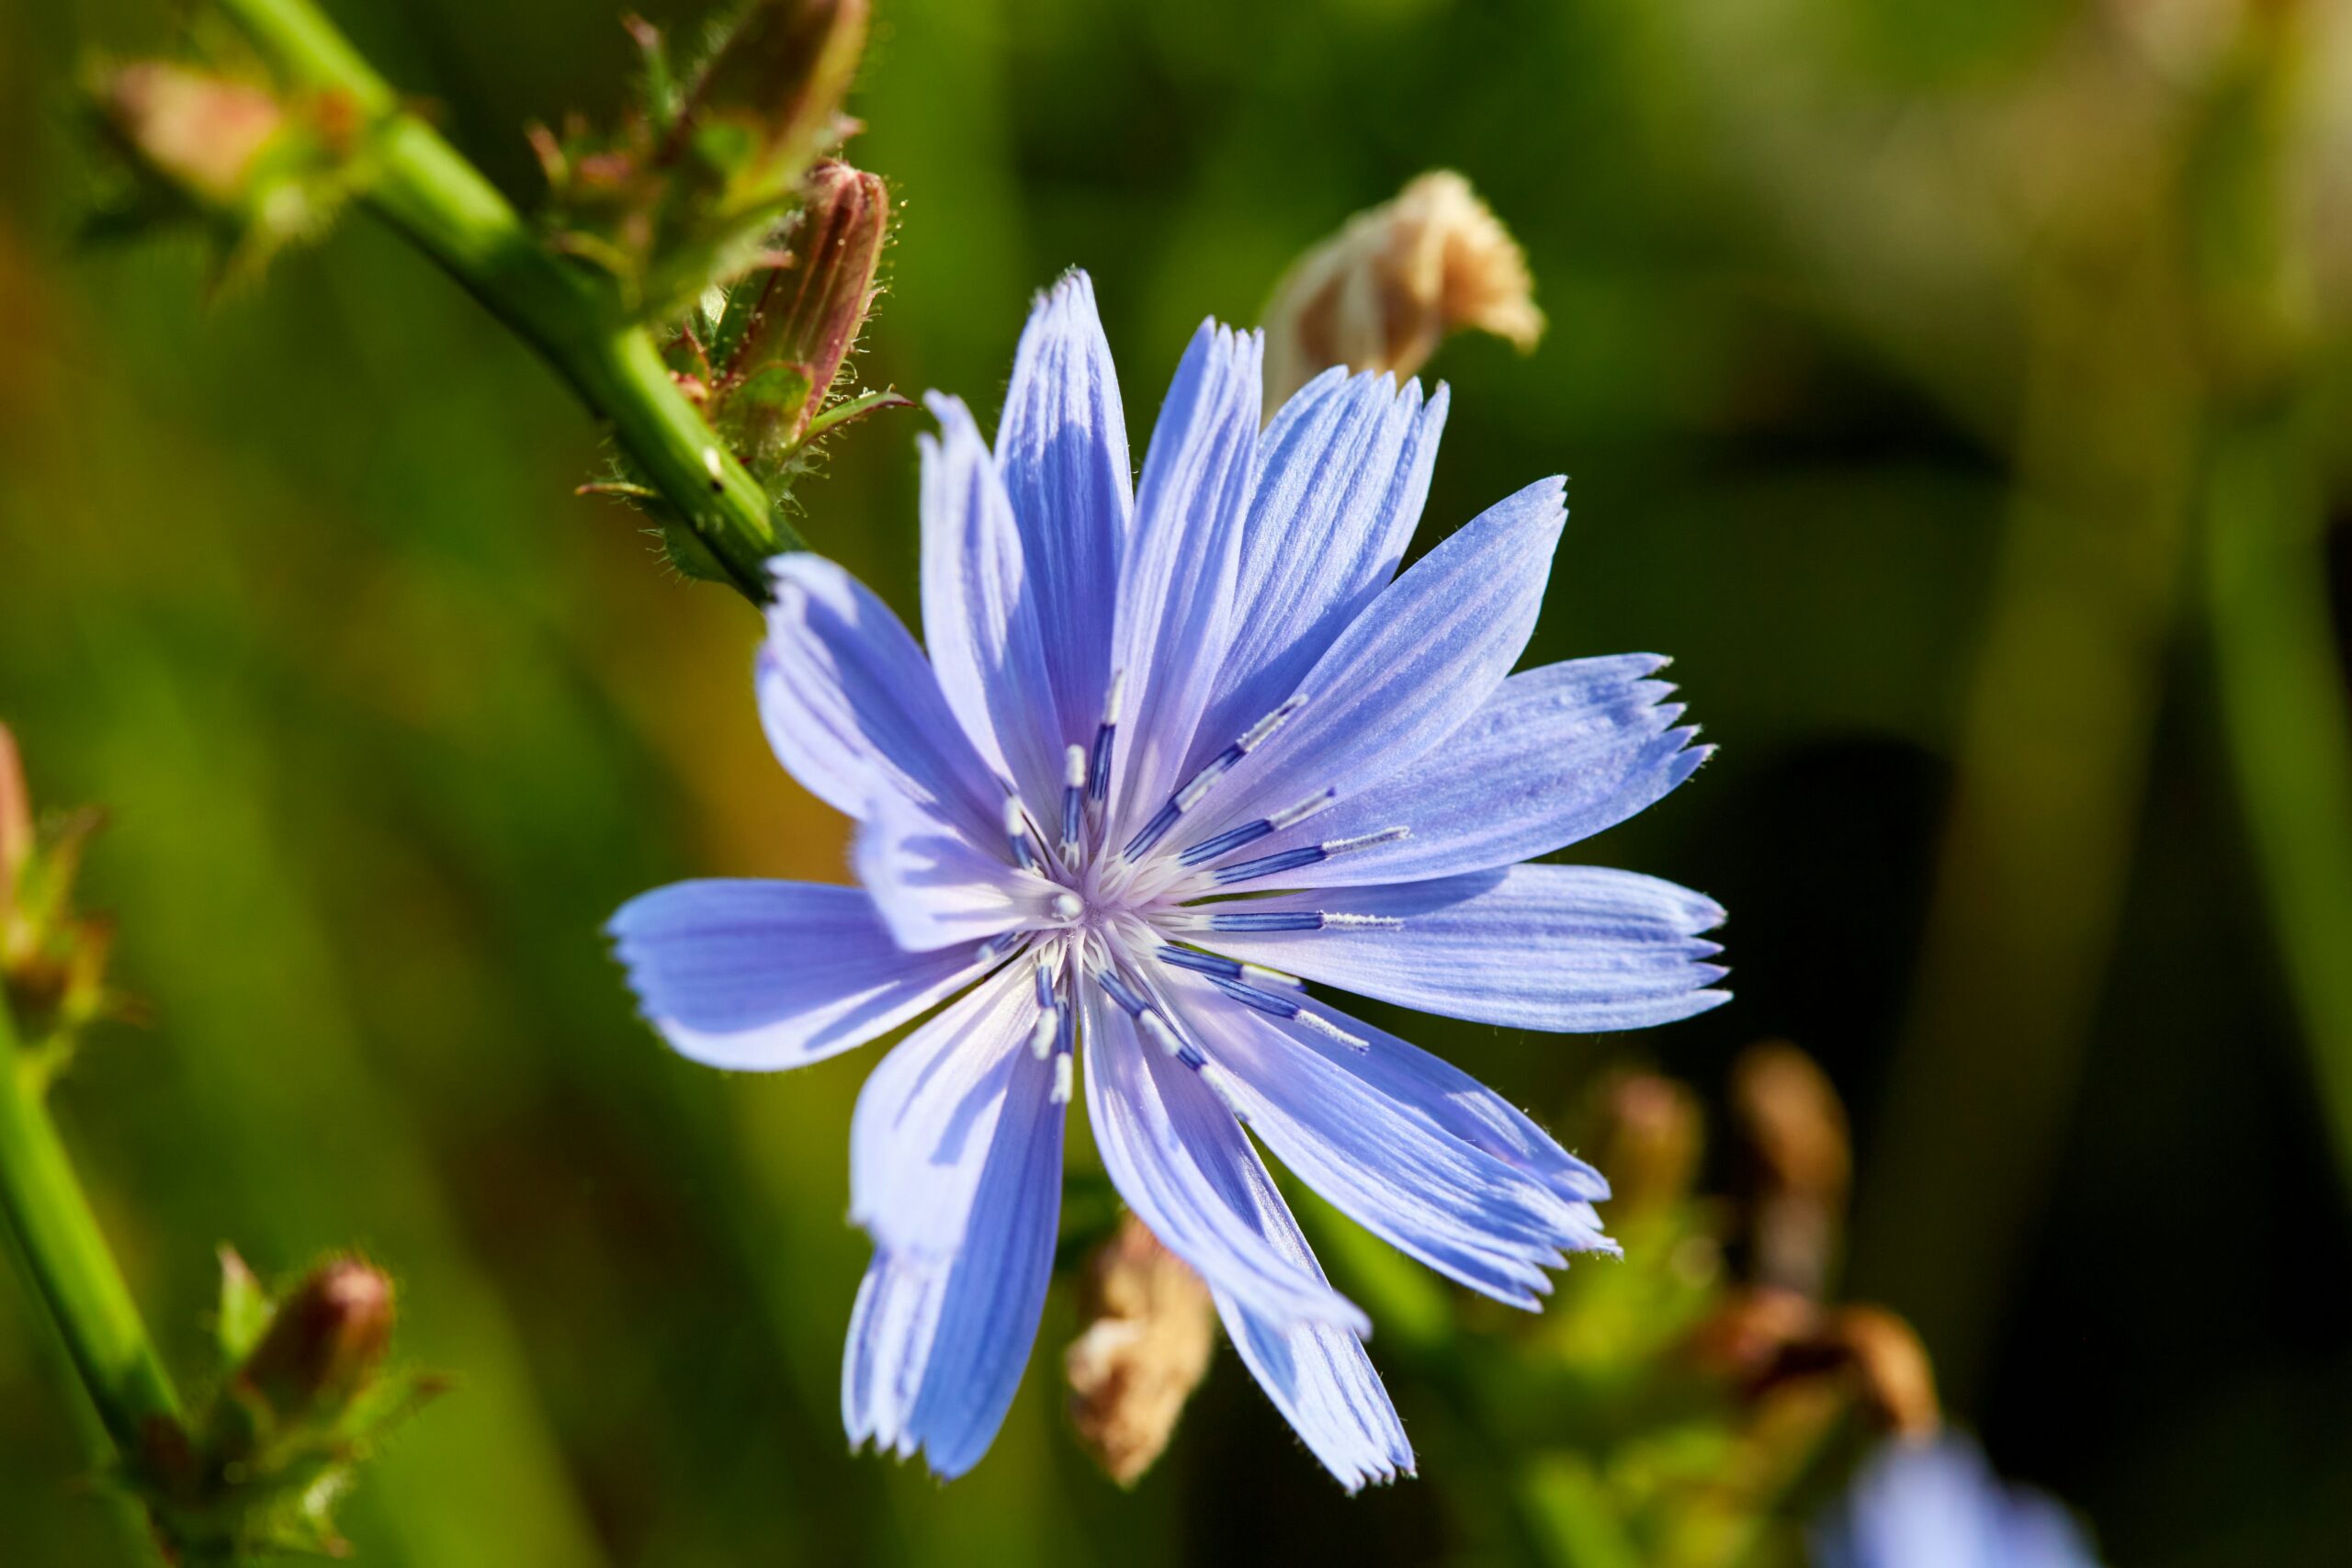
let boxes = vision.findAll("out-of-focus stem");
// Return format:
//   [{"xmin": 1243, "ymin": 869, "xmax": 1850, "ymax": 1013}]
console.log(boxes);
[
  {"xmin": 2204, "ymin": 404, "xmax": 2352, "ymax": 1197},
  {"xmin": 213, "ymin": 0, "xmax": 789, "ymax": 601},
  {"xmin": 1849, "ymin": 251, "xmax": 2197, "ymax": 1395},
  {"xmin": 0, "ymin": 995, "xmax": 182, "ymax": 1459}
]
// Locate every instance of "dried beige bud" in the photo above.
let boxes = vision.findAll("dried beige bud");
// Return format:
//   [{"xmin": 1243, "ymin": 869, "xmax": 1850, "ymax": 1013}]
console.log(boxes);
[
  {"xmin": 1261, "ymin": 170, "xmax": 1545, "ymax": 409},
  {"xmin": 1731, "ymin": 1041, "xmax": 1851, "ymax": 1297},
  {"xmin": 1064, "ymin": 1213, "xmax": 1216, "ymax": 1486}
]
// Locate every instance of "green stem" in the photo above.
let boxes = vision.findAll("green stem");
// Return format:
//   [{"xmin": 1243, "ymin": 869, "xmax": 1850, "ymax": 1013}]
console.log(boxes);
[
  {"xmin": 215, "ymin": 0, "xmax": 790, "ymax": 601},
  {"xmin": 2202, "ymin": 405, "xmax": 2352, "ymax": 1199},
  {"xmin": 0, "ymin": 997, "xmax": 182, "ymax": 1460}
]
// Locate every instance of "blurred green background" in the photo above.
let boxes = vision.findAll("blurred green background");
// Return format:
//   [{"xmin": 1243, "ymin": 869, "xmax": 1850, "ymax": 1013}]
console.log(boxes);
[{"xmin": 6, "ymin": 0, "xmax": 2352, "ymax": 1562}]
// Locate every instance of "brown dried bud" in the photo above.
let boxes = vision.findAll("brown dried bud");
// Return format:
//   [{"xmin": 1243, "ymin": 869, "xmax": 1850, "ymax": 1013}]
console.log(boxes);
[
  {"xmin": 1731, "ymin": 1041, "xmax": 1851, "ymax": 1297},
  {"xmin": 1261, "ymin": 170, "xmax": 1545, "ymax": 409},
  {"xmin": 1590, "ymin": 1070, "xmax": 1702, "ymax": 1213},
  {"xmin": 100, "ymin": 64, "xmax": 288, "ymax": 210},
  {"xmin": 233, "ymin": 1258, "xmax": 395, "ymax": 1423},
  {"xmin": 1064, "ymin": 1213, "xmax": 1216, "ymax": 1486}
]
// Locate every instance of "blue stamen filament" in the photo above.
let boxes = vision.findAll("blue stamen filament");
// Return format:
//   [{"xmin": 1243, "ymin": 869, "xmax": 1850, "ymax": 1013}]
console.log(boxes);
[
  {"xmin": 1120, "ymin": 693, "xmax": 1308, "ymax": 863},
  {"xmin": 1213, "ymin": 825, "xmax": 1408, "ymax": 886},
  {"xmin": 1060, "ymin": 744, "xmax": 1087, "ymax": 863},
  {"xmin": 1086, "ymin": 669, "xmax": 1124, "ymax": 810},
  {"xmin": 1177, "ymin": 787, "xmax": 1339, "ymax": 868}
]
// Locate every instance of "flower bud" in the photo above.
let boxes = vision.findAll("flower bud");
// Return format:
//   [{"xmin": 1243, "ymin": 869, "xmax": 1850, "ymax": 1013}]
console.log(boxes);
[
  {"xmin": 0, "ymin": 727, "xmax": 125, "ymax": 1045},
  {"xmin": 1730, "ymin": 1041, "xmax": 1850, "ymax": 1298},
  {"xmin": 1064, "ymin": 1213, "xmax": 1216, "ymax": 1486},
  {"xmin": 232, "ymin": 1257, "xmax": 395, "ymax": 1424},
  {"xmin": 0, "ymin": 722, "xmax": 29, "ymax": 902},
  {"xmin": 709, "ymin": 160, "xmax": 890, "ymax": 462},
  {"xmin": 90, "ymin": 62, "xmax": 369, "ymax": 285},
  {"xmin": 670, "ymin": 0, "xmax": 870, "ymax": 216},
  {"xmin": 1261, "ymin": 170, "xmax": 1545, "ymax": 409},
  {"xmin": 133, "ymin": 1251, "xmax": 439, "ymax": 1561},
  {"xmin": 98, "ymin": 64, "xmax": 288, "ymax": 211}
]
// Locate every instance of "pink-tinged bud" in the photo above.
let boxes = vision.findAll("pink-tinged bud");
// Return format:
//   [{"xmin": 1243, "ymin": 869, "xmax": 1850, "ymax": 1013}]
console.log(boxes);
[
  {"xmin": 99, "ymin": 64, "xmax": 288, "ymax": 210},
  {"xmin": 711, "ymin": 161, "xmax": 891, "ymax": 458},
  {"xmin": 1064, "ymin": 1214, "xmax": 1216, "ymax": 1486},
  {"xmin": 671, "ymin": 0, "xmax": 871, "ymax": 212},
  {"xmin": 1261, "ymin": 170, "xmax": 1545, "ymax": 409},
  {"xmin": 232, "ymin": 1258, "xmax": 395, "ymax": 1422},
  {"xmin": 1731, "ymin": 1041, "xmax": 1851, "ymax": 1298}
]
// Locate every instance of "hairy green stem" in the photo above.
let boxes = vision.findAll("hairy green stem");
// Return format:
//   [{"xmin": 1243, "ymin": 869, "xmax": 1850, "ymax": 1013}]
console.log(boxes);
[
  {"xmin": 216, "ymin": 0, "xmax": 789, "ymax": 601},
  {"xmin": 0, "ymin": 997, "xmax": 181, "ymax": 1460}
]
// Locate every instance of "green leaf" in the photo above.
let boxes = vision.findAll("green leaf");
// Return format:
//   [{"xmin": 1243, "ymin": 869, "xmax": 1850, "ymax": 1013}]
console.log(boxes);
[
  {"xmin": 797, "ymin": 387, "xmax": 911, "ymax": 445},
  {"xmin": 215, "ymin": 1247, "xmax": 275, "ymax": 1364}
]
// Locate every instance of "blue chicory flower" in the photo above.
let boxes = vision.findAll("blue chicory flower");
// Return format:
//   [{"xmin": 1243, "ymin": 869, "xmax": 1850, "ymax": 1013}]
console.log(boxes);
[
  {"xmin": 609, "ymin": 270, "xmax": 1725, "ymax": 1488},
  {"xmin": 1815, "ymin": 1435, "xmax": 2101, "ymax": 1568}
]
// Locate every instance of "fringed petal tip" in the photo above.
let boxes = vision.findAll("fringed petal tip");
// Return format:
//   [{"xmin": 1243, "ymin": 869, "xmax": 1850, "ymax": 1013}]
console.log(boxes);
[{"xmin": 1333, "ymin": 1450, "xmax": 1417, "ymax": 1495}]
